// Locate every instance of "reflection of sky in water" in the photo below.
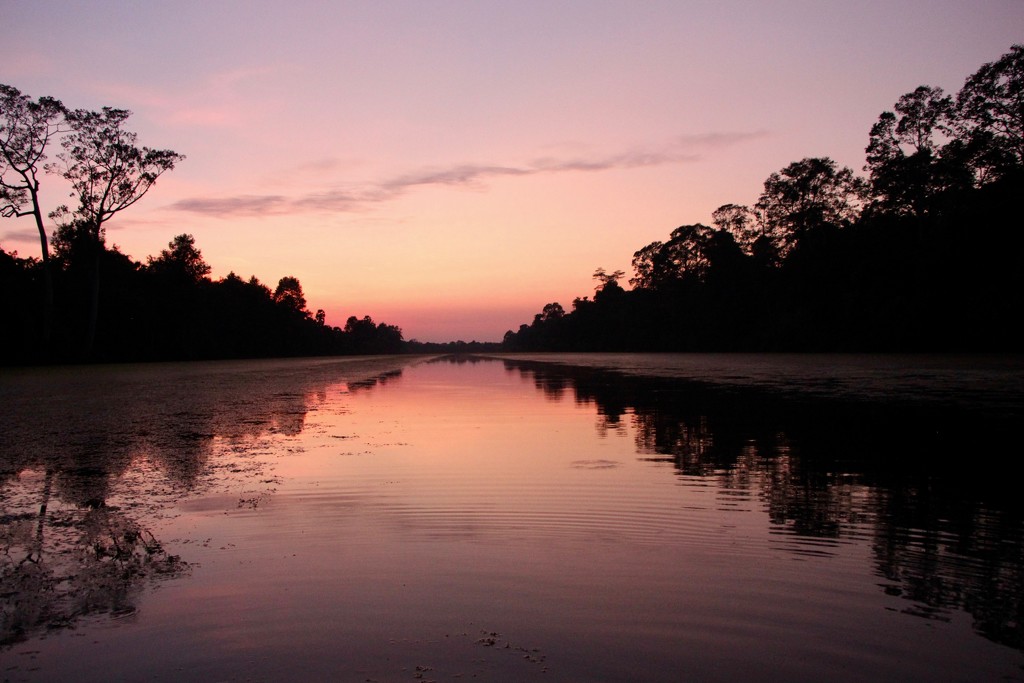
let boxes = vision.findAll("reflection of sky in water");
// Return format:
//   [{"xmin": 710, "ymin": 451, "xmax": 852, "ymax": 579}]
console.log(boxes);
[{"xmin": 1, "ymin": 355, "xmax": 1022, "ymax": 681}]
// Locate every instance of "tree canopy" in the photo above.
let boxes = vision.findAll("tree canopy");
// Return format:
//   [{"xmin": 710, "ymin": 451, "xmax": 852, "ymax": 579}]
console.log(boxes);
[
  {"xmin": 504, "ymin": 45, "xmax": 1024, "ymax": 353},
  {"xmin": 147, "ymin": 234, "xmax": 211, "ymax": 282},
  {"xmin": 1, "ymin": 85, "xmax": 403, "ymax": 363},
  {"xmin": 52, "ymin": 107, "xmax": 184, "ymax": 245}
]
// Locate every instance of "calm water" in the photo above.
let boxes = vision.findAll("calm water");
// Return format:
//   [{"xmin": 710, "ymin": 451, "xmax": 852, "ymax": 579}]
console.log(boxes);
[{"xmin": 1, "ymin": 354, "xmax": 1022, "ymax": 682}]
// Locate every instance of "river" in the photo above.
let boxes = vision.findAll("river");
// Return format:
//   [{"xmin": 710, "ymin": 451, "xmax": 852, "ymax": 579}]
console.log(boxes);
[{"xmin": 1, "ymin": 353, "xmax": 1022, "ymax": 681}]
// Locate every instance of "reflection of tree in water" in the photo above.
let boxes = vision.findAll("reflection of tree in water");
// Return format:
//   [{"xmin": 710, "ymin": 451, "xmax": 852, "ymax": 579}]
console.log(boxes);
[
  {"xmin": 505, "ymin": 359, "xmax": 1024, "ymax": 651},
  {"xmin": 870, "ymin": 484, "xmax": 1024, "ymax": 650},
  {"xmin": 1, "ymin": 477, "xmax": 186, "ymax": 646},
  {"xmin": 345, "ymin": 368, "xmax": 404, "ymax": 394},
  {"xmin": 0, "ymin": 358, "xmax": 408, "ymax": 647}
]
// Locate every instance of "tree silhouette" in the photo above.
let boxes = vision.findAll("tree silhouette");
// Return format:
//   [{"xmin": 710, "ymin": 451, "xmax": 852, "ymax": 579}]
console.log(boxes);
[
  {"xmin": 147, "ymin": 233, "xmax": 211, "ymax": 283},
  {"xmin": 630, "ymin": 224, "xmax": 716, "ymax": 290},
  {"xmin": 51, "ymin": 106, "xmax": 183, "ymax": 356},
  {"xmin": 711, "ymin": 203, "xmax": 761, "ymax": 254},
  {"xmin": 1, "ymin": 81, "xmax": 419, "ymax": 363},
  {"xmin": 865, "ymin": 86, "xmax": 966, "ymax": 217},
  {"xmin": 956, "ymin": 44, "xmax": 1024, "ymax": 180},
  {"xmin": 273, "ymin": 275, "xmax": 307, "ymax": 313},
  {"xmin": 538, "ymin": 301, "xmax": 565, "ymax": 321},
  {"xmin": 755, "ymin": 157, "xmax": 865, "ymax": 255},
  {"xmin": 53, "ymin": 108, "xmax": 184, "ymax": 238},
  {"xmin": 0, "ymin": 85, "xmax": 66, "ymax": 344},
  {"xmin": 592, "ymin": 267, "xmax": 625, "ymax": 288}
]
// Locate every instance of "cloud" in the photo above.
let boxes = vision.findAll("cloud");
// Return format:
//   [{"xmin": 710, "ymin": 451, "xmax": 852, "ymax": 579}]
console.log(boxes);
[
  {"xmin": 0, "ymin": 227, "xmax": 40, "ymax": 246},
  {"xmin": 170, "ymin": 194, "xmax": 289, "ymax": 216},
  {"xmin": 382, "ymin": 164, "xmax": 531, "ymax": 191},
  {"xmin": 170, "ymin": 130, "xmax": 768, "ymax": 218}
]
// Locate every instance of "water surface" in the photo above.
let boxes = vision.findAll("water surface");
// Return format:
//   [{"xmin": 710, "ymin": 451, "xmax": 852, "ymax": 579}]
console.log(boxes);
[{"xmin": 1, "ymin": 354, "xmax": 1022, "ymax": 681}]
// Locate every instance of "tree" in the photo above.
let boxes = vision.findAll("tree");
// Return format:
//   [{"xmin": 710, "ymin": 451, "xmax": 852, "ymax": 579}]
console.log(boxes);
[
  {"xmin": 147, "ymin": 233, "xmax": 211, "ymax": 282},
  {"xmin": 0, "ymin": 84, "xmax": 66, "ymax": 343},
  {"xmin": 344, "ymin": 315, "xmax": 403, "ymax": 354},
  {"xmin": 865, "ymin": 86, "xmax": 965, "ymax": 216},
  {"xmin": 630, "ymin": 241, "xmax": 667, "ymax": 290},
  {"xmin": 711, "ymin": 204, "xmax": 761, "ymax": 254},
  {"xmin": 273, "ymin": 276, "xmax": 307, "ymax": 313},
  {"xmin": 592, "ymin": 267, "xmax": 625, "ymax": 289},
  {"xmin": 667, "ymin": 224, "xmax": 716, "ymax": 280},
  {"xmin": 630, "ymin": 224, "xmax": 716, "ymax": 290},
  {"xmin": 539, "ymin": 302, "xmax": 565, "ymax": 321},
  {"xmin": 755, "ymin": 157, "xmax": 865, "ymax": 255},
  {"xmin": 53, "ymin": 107, "xmax": 184, "ymax": 246},
  {"xmin": 51, "ymin": 106, "xmax": 183, "ymax": 355},
  {"xmin": 955, "ymin": 44, "xmax": 1024, "ymax": 181},
  {"xmin": 591, "ymin": 268, "xmax": 626, "ymax": 308},
  {"xmin": 875, "ymin": 86, "xmax": 953, "ymax": 156},
  {"xmin": 50, "ymin": 216, "xmax": 95, "ymax": 265}
]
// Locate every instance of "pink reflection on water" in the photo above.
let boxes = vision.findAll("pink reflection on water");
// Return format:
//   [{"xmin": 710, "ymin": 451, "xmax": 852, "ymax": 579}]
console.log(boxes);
[{"xmin": 3, "ymin": 357, "xmax": 1021, "ymax": 681}]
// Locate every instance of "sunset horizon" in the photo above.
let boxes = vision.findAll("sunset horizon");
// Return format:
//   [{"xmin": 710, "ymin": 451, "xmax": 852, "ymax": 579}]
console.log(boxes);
[
  {"xmin": 4, "ymin": 5, "xmax": 1024, "ymax": 675},
  {"xmin": 3, "ymin": 1, "xmax": 1022, "ymax": 342}
]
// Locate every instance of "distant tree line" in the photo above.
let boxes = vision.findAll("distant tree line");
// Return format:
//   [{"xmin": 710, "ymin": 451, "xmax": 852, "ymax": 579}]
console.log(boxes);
[
  {"xmin": 2, "ymin": 85, "xmax": 403, "ymax": 364},
  {"xmin": 405, "ymin": 339, "xmax": 503, "ymax": 354},
  {"xmin": 1, "ymin": 232, "xmax": 403, "ymax": 363},
  {"xmin": 504, "ymin": 45, "xmax": 1024, "ymax": 352}
]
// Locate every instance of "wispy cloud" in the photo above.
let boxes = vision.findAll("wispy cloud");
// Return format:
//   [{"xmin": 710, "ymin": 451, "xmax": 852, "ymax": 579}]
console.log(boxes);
[
  {"xmin": 0, "ymin": 227, "xmax": 40, "ymax": 246},
  {"xmin": 382, "ymin": 164, "xmax": 531, "ymax": 191},
  {"xmin": 170, "ymin": 194, "xmax": 290, "ymax": 216},
  {"xmin": 170, "ymin": 130, "xmax": 768, "ymax": 218}
]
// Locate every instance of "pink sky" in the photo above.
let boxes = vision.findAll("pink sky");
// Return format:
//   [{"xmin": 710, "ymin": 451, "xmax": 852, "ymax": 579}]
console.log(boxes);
[{"xmin": 3, "ymin": 2, "xmax": 1022, "ymax": 341}]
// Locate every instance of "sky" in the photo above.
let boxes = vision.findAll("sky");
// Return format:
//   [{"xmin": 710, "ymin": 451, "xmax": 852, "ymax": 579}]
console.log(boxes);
[{"xmin": 2, "ymin": 1, "xmax": 1022, "ymax": 342}]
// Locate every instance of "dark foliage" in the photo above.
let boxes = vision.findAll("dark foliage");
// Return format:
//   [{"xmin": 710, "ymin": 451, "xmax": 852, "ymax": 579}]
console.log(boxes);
[
  {"xmin": 503, "ymin": 45, "xmax": 1024, "ymax": 353},
  {"xmin": 0, "ymin": 234, "xmax": 404, "ymax": 364}
]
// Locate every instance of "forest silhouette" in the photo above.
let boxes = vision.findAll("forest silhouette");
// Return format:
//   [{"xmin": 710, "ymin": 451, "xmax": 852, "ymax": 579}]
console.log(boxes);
[
  {"xmin": 0, "ymin": 86, "xmax": 403, "ymax": 364},
  {"xmin": 0, "ymin": 232, "xmax": 404, "ymax": 363},
  {"xmin": 503, "ymin": 45, "xmax": 1024, "ymax": 353},
  {"xmin": 4, "ymin": 45, "xmax": 1023, "ymax": 363}
]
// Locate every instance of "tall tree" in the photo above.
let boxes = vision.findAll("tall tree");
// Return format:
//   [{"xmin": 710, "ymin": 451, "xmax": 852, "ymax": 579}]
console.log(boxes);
[
  {"xmin": 54, "ymin": 107, "xmax": 184, "ymax": 246},
  {"xmin": 52, "ymin": 106, "xmax": 183, "ymax": 355},
  {"xmin": 755, "ymin": 157, "xmax": 865, "ymax": 255},
  {"xmin": 865, "ymin": 86, "xmax": 964, "ymax": 216},
  {"xmin": 955, "ymin": 44, "xmax": 1024, "ymax": 181},
  {"xmin": 0, "ymin": 85, "xmax": 66, "ymax": 343}
]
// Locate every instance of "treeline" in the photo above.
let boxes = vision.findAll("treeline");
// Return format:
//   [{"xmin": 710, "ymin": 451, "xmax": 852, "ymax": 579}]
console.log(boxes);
[
  {"xmin": 1, "ymin": 233, "xmax": 404, "ymax": 363},
  {"xmin": 504, "ymin": 46, "xmax": 1024, "ymax": 352},
  {"xmin": 2, "ymin": 83, "xmax": 402, "ymax": 364},
  {"xmin": 405, "ymin": 340, "xmax": 503, "ymax": 354}
]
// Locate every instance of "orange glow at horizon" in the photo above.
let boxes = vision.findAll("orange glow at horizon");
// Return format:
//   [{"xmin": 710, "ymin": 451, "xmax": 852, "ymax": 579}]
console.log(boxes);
[{"xmin": 2, "ymin": 2, "xmax": 1021, "ymax": 341}]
